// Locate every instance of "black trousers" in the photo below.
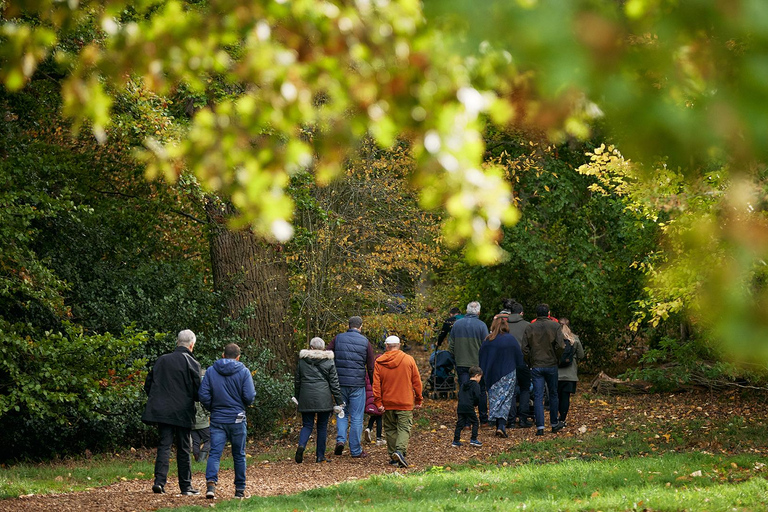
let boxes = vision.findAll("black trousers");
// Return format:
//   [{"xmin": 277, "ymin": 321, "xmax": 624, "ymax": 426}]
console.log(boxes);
[
  {"xmin": 154, "ymin": 423, "xmax": 193, "ymax": 491},
  {"xmin": 558, "ymin": 380, "xmax": 577, "ymax": 423},
  {"xmin": 453, "ymin": 411, "xmax": 479, "ymax": 442}
]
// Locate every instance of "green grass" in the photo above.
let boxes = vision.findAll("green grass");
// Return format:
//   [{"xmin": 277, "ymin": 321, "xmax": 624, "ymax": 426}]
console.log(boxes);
[
  {"xmin": 0, "ymin": 456, "xmax": 223, "ymax": 499},
  {"xmin": 168, "ymin": 453, "xmax": 768, "ymax": 511}
]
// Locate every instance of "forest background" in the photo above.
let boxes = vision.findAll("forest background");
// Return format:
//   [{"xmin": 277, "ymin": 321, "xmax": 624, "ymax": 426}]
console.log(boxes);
[{"xmin": 2, "ymin": 0, "xmax": 768, "ymax": 463}]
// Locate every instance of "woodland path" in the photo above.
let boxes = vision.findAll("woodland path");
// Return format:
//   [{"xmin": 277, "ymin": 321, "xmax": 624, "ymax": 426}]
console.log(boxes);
[{"xmin": 3, "ymin": 352, "xmax": 764, "ymax": 512}]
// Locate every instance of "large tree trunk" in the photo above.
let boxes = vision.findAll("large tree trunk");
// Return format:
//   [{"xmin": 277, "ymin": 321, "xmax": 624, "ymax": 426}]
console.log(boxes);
[{"xmin": 205, "ymin": 198, "xmax": 294, "ymax": 371}]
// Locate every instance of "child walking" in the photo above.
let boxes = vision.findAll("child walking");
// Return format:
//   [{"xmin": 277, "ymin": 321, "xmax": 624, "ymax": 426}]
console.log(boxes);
[
  {"xmin": 452, "ymin": 366, "xmax": 483, "ymax": 447},
  {"xmin": 364, "ymin": 373, "xmax": 385, "ymax": 446}
]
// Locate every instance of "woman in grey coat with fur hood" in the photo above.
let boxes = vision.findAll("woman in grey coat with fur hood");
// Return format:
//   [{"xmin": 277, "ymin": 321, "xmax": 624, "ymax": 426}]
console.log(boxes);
[{"xmin": 294, "ymin": 337, "xmax": 344, "ymax": 463}]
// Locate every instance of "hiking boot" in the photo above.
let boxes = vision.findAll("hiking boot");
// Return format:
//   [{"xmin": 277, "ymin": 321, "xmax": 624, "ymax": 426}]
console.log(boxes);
[
  {"xmin": 316, "ymin": 456, "xmax": 331, "ymax": 463},
  {"xmin": 392, "ymin": 451, "xmax": 408, "ymax": 468},
  {"xmin": 334, "ymin": 442, "xmax": 344, "ymax": 456},
  {"xmin": 519, "ymin": 419, "xmax": 534, "ymax": 428},
  {"xmin": 376, "ymin": 437, "xmax": 386, "ymax": 446},
  {"xmin": 295, "ymin": 446, "xmax": 305, "ymax": 463},
  {"xmin": 451, "ymin": 441, "xmax": 462, "ymax": 447},
  {"xmin": 235, "ymin": 489, "xmax": 247, "ymax": 498},
  {"xmin": 181, "ymin": 488, "xmax": 200, "ymax": 496},
  {"xmin": 152, "ymin": 484, "xmax": 165, "ymax": 494},
  {"xmin": 551, "ymin": 421, "xmax": 565, "ymax": 433},
  {"xmin": 352, "ymin": 451, "xmax": 369, "ymax": 458},
  {"xmin": 206, "ymin": 482, "xmax": 215, "ymax": 499},
  {"xmin": 495, "ymin": 429, "xmax": 508, "ymax": 438},
  {"xmin": 364, "ymin": 428, "xmax": 373, "ymax": 444},
  {"xmin": 469, "ymin": 439, "xmax": 483, "ymax": 447},
  {"xmin": 535, "ymin": 428, "xmax": 544, "ymax": 436}
]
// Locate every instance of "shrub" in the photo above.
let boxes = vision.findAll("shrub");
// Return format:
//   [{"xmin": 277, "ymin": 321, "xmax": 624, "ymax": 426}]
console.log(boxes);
[{"xmin": 0, "ymin": 322, "xmax": 148, "ymax": 461}]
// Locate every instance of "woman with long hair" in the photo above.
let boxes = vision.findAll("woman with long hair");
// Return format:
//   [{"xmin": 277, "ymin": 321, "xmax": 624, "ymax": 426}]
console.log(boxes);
[
  {"xmin": 557, "ymin": 318, "xmax": 585, "ymax": 426},
  {"xmin": 479, "ymin": 316, "xmax": 525, "ymax": 437}
]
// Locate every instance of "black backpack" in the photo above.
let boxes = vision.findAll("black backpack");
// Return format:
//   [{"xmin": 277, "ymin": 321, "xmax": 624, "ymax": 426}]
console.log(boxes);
[{"xmin": 558, "ymin": 339, "xmax": 575, "ymax": 368}]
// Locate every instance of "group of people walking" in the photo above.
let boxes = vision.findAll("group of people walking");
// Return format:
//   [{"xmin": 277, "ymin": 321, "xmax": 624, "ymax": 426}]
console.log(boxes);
[
  {"xmin": 293, "ymin": 316, "xmax": 422, "ymax": 469},
  {"xmin": 141, "ymin": 330, "xmax": 255, "ymax": 499},
  {"xmin": 446, "ymin": 299, "xmax": 584, "ymax": 444},
  {"xmin": 139, "ymin": 301, "xmax": 582, "ymax": 497}
]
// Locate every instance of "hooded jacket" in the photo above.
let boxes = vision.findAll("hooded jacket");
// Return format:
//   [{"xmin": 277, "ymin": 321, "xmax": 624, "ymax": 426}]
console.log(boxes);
[
  {"xmin": 294, "ymin": 349, "xmax": 343, "ymax": 413},
  {"xmin": 448, "ymin": 314, "xmax": 489, "ymax": 367},
  {"xmin": 372, "ymin": 349, "xmax": 423, "ymax": 411},
  {"xmin": 521, "ymin": 316, "xmax": 565, "ymax": 368},
  {"xmin": 141, "ymin": 346, "xmax": 201, "ymax": 428},
  {"xmin": 199, "ymin": 358, "xmax": 256, "ymax": 424}
]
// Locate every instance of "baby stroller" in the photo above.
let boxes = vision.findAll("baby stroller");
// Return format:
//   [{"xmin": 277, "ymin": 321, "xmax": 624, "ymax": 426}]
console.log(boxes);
[{"xmin": 427, "ymin": 349, "xmax": 456, "ymax": 399}]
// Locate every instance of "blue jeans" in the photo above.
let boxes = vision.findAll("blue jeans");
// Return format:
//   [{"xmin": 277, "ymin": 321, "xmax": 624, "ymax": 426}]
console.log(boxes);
[
  {"xmin": 206, "ymin": 421, "xmax": 247, "ymax": 490},
  {"xmin": 531, "ymin": 367, "xmax": 559, "ymax": 429},
  {"xmin": 336, "ymin": 386, "xmax": 365, "ymax": 456},
  {"xmin": 457, "ymin": 366, "xmax": 488, "ymax": 423},
  {"xmin": 299, "ymin": 411, "xmax": 331, "ymax": 460}
]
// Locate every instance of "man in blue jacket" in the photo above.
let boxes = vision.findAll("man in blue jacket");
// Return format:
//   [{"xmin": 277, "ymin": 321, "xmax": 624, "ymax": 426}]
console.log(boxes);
[
  {"xmin": 199, "ymin": 343, "xmax": 256, "ymax": 499},
  {"xmin": 327, "ymin": 316, "xmax": 375, "ymax": 458}
]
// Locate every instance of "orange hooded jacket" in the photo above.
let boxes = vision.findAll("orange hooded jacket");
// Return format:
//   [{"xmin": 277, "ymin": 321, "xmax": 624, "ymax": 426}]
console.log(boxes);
[{"xmin": 372, "ymin": 349, "xmax": 423, "ymax": 411}]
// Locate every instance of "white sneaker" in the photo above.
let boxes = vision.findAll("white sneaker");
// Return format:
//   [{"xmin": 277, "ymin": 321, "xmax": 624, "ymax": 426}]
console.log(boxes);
[
  {"xmin": 375, "ymin": 438, "xmax": 386, "ymax": 446},
  {"xmin": 364, "ymin": 428, "xmax": 372, "ymax": 444}
]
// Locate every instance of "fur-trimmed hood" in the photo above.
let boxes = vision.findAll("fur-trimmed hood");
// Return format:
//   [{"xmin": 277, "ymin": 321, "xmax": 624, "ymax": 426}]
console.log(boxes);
[{"xmin": 299, "ymin": 349, "xmax": 335, "ymax": 360}]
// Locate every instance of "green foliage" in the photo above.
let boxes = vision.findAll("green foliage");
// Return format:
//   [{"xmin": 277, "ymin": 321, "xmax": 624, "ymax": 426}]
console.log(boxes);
[
  {"xmin": 622, "ymin": 336, "xmax": 768, "ymax": 392},
  {"xmin": 243, "ymin": 348, "xmax": 293, "ymax": 436},
  {"xmin": 438, "ymin": 133, "xmax": 657, "ymax": 368},
  {"xmin": 2, "ymin": 0, "xmax": 523, "ymax": 261},
  {"xmin": 0, "ymin": 321, "xmax": 148, "ymax": 461}
]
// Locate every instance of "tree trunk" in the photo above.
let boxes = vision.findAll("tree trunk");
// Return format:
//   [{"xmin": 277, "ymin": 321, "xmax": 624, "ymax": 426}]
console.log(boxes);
[{"xmin": 205, "ymin": 198, "xmax": 294, "ymax": 371}]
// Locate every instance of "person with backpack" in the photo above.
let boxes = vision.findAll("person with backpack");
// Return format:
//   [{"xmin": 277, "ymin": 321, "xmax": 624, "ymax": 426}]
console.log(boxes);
[{"xmin": 557, "ymin": 318, "xmax": 585, "ymax": 427}]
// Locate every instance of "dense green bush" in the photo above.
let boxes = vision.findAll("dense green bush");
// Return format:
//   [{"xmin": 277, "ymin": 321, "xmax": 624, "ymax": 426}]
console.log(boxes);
[
  {"xmin": 0, "ymin": 322, "xmax": 148, "ymax": 461},
  {"xmin": 434, "ymin": 134, "xmax": 658, "ymax": 370}
]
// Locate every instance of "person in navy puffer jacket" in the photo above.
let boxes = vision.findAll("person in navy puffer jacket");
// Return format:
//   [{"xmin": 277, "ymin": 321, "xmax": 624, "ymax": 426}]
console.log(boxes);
[
  {"xmin": 199, "ymin": 343, "xmax": 256, "ymax": 499},
  {"xmin": 327, "ymin": 316, "xmax": 376, "ymax": 458}
]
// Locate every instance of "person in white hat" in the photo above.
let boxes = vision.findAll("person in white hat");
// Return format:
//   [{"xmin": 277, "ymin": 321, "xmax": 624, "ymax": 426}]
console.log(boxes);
[{"xmin": 372, "ymin": 335, "xmax": 423, "ymax": 468}]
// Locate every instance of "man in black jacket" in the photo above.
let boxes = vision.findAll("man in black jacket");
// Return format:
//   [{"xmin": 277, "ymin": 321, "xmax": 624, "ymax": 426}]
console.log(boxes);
[
  {"xmin": 142, "ymin": 329, "xmax": 202, "ymax": 495},
  {"xmin": 436, "ymin": 307, "xmax": 462, "ymax": 347},
  {"xmin": 521, "ymin": 304, "xmax": 565, "ymax": 436}
]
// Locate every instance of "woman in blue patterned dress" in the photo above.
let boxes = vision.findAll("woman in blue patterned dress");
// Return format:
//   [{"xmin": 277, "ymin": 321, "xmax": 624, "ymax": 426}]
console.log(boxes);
[{"xmin": 479, "ymin": 316, "xmax": 525, "ymax": 438}]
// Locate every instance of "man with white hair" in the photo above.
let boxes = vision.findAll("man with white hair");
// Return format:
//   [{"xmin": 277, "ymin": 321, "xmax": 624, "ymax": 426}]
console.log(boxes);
[
  {"xmin": 373, "ymin": 335, "xmax": 423, "ymax": 468},
  {"xmin": 448, "ymin": 301, "xmax": 490, "ymax": 424},
  {"xmin": 141, "ymin": 329, "xmax": 202, "ymax": 495}
]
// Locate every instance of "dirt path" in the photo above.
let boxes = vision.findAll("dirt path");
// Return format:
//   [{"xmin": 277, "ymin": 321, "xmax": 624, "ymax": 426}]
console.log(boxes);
[{"xmin": 3, "ymin": 357, "xmax": 766, "ymax": 511}]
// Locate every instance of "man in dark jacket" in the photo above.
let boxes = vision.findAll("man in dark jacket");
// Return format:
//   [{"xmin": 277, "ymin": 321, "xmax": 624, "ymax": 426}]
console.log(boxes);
[
  {"xmin": 436, "ymin": 307, "xmax": 462, "ymax": 347},
  {"xmin": 141, "ymin": 329, "xmax": 201, "ymax": 495},
  {"xmin": 448, "ymin": 301, "xmax": 489, "ymax": 423},
  {"xmin": 521, "ymin": 304, "xmax": 565, "ymax": 436},
  {"xmin": 327, "ymin": 316, "xmax": 375, "ymax": 458},
  {"xmin": 199, "ymin": 343, "xmax": 256, "ymax": 499},
  {"xmin": 506, "ymin": 302, "xmax": 533, "ymax": 428}
]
